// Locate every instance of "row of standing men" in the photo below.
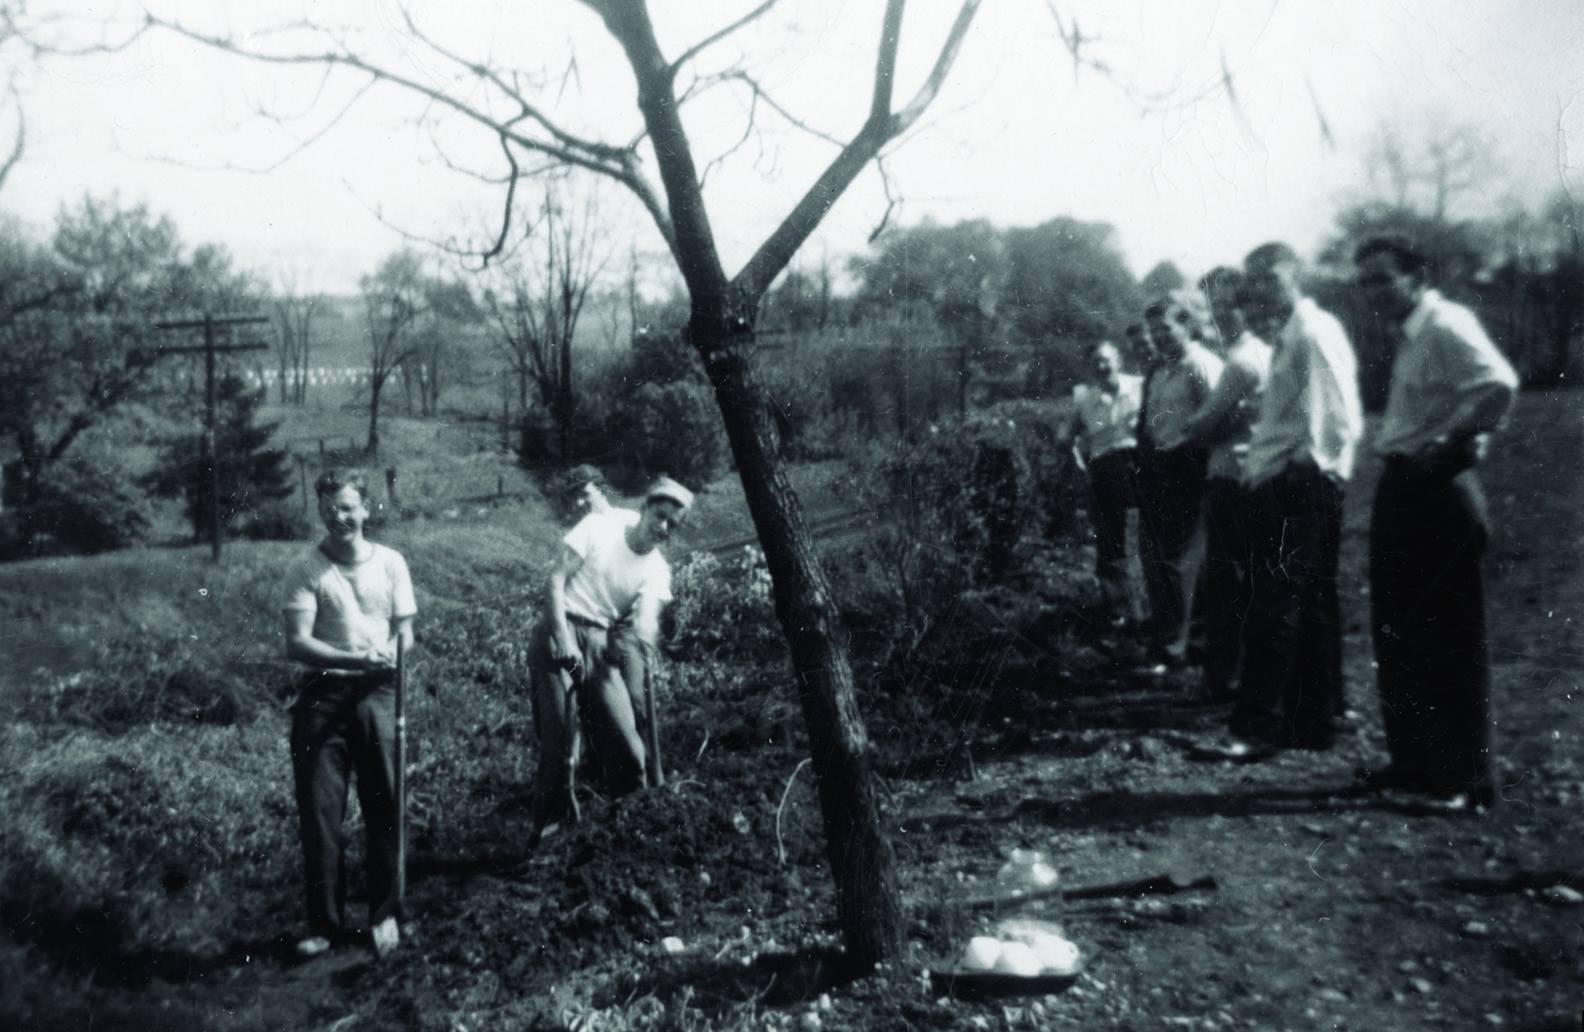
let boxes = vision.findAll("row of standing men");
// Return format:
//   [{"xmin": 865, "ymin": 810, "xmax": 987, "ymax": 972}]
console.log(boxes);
[{"xmin": 1071, "ymin": 237, "xmax": 1519, "ymax": 806}]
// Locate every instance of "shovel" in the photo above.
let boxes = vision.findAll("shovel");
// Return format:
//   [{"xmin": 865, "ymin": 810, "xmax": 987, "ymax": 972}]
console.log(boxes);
[
  {"xmin": 959, "ymin": 870, "xmax": 1217, "ymax": 911},
  {"xmin": 395, "ymin": 636, "xmax": 408, "ymax": 908}
]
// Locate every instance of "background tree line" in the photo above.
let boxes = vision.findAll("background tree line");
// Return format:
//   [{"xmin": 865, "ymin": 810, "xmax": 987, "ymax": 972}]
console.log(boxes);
[{"xmin": 4, "ymin": 138, "xmax": 1582, "ymax": 561}]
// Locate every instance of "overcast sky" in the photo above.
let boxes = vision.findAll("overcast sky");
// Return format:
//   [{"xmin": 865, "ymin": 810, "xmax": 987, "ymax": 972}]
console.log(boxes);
[{"xmin": 4, "ymin": 1, "xmax": 1582, "ymax": 295}]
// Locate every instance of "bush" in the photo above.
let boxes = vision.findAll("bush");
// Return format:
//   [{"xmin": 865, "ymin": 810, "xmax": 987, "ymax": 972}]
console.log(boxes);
[
  {"xmin": 835, "ymin": 404, "xmax": 1083, "ymax": 658},
  {"xmin": 234, "ymin": 498, "xmax": 313, "ymax": 542},
  {"xmin": 0, "ymin": 725, "xmax": 297, "ymax": 969},
  {"xmin": 603, "ymin": 380, "xmax": 730, "ymax": 487},
  {"xmin": 4, "ymin": 458, "xmax": 156, "ymax": 558},
  {"xmin": 759, "ymin": 361, "xmax": 837, "ymax": 460},
  {"xmin": 668, "ymin": 546, "xmax": 781, "ymax": 661}
]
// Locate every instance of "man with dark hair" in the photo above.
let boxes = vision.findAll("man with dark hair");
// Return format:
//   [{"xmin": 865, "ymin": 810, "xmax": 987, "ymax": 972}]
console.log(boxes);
[
  {"xmin": 1181, "ymin": 268, "xmax": 1272, "ymax": 698},
  {"xmin": 1071, "ymin": 340, "xmax": 1144, "ymax": 613},
  {"xmin": 553, "ymin": 464, "xmax": 612, "ymax": 525},
  {"xmin": 1216, "ymin": 242, "xmax": 1363, "ymax": 757},
  {"xmin": 1354, "ymin": 235, "xmax": 1517, "ymax": 809},
  {"xmin": 529, "ymin": 476, "xmax": 693, "ymax": 842},
  {"xmin": 1139, "ymin": 294, "xmax": 1223, "ymax": 662},
  {"xmin": 283, "ymin": 469, "xmax": 417, "ymax": 958}
]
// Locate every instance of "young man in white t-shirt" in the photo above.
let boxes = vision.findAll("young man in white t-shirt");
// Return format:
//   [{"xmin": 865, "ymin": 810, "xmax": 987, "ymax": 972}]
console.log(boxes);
[
  {"xmin": 528, "ymin": 476, "xmax": 693, "ymax": 841},
  {"xmin": 282, "ymin": 469, "xmax": 416, "ymax": 959}
]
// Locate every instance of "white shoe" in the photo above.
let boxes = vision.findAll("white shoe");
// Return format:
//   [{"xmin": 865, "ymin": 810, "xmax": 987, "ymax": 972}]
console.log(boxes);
[{"xmin": 371, "ymin": 916, "xmax": 400, "ymax": 958}]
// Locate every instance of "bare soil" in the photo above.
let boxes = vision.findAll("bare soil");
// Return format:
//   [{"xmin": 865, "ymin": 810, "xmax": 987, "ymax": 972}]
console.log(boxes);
[{"xmin": 20, "ymin": 392, "xmax": 1584, "ymax": 1031}]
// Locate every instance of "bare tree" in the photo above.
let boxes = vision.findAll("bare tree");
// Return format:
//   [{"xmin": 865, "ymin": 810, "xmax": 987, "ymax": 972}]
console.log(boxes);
[
  {"xmin": 272, "ymin": 270, "xmax": 322, "ymax": 406},
  {"xmin": 360, "ymin": 250, "xmax": 427, "ymax": 453},
  {"xmin": 1365, "ymin": 116, "xmax": 1495, "ymax": 223},
  {"xmin": 483, "ymin": 189, "xmax": 607, "ymax": 461},
  {"xmin": 52, "ymin": 0, "xmax": 984, "ymax": 968}
]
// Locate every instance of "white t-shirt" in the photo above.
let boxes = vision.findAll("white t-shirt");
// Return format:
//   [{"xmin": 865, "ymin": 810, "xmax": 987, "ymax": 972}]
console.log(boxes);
[
  {"xmin": 561, "ymin": 509, "xmax": 672, "ymax": 627},
  {"xmin": 283, "ymin": 542, "xmax": 417, "ymax": 666}
]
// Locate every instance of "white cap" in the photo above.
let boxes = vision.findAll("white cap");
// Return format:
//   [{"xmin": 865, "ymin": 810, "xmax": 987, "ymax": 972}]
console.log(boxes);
[{"xmin": 645, "ymin": 476, "xmax": 695, "ymax": 512}]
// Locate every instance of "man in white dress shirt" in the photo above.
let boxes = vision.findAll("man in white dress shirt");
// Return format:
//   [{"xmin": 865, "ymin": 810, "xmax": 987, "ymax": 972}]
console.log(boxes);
[
  {"xmin": 1220, "ymin": 242, "xmax": 1364, "ymax": 756},
  {"xmin": 1353, "ymin": 236, "xmax": 1518, "ymax": 809}
]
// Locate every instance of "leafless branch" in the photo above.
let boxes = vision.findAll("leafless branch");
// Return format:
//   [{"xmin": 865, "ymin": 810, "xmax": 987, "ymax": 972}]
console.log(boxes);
[
  {"xmin": 125, "ymin": 11, "xmax": 679, "ymax": 257},
  {"xmin": 0, "ymin": 96, "xmax": 22, "ymax": 193},
  {"xmin": 1043, "ymin": 1, "xmax": 1235, "ymax": 117},
  {"xmin": 733, "ymin": 0, "xmax": 983, "ymax": 300},
  {"xmin": 691, "ymin": 70, "xmax": 845, "ymax": 147},
  {"xmin": 114, "ymin": 76, "xmax": 378, "ymax": 176},
  {"xmin": 394, "ymin": 6, "xmax": 631, "ymax": 168},
  {"xmin": 867, "ymin": 155, "xmax": 898, "ymax": 243},
  {"xmin": 890, "ymin": 0, "xmax": 979, "ymax": 134},
  {"xmin": 482, "ymin": 132, "xmax": 522, "ymax": 267},
  {"xmin": 669, "ymin": 0, "xmax": 784, "ymax": 78}
]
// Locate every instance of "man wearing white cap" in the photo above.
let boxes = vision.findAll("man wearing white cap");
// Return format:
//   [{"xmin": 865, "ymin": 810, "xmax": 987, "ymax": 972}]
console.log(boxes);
[{"xmin": 528, "ymin": 475, "xmax": 693, "ymax": 839}]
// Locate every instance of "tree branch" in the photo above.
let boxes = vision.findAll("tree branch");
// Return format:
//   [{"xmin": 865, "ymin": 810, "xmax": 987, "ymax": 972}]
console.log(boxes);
[
  {"xmin": 733, "ymin": 0, "xmax": 983, "ymax": 302},
  {"xmin": 668, "ymin": 0, "xmax": 784, "ymax": 80},
  {"xmin": 0, "ymin": 95, "xmax": 22, "ymax": 193}
]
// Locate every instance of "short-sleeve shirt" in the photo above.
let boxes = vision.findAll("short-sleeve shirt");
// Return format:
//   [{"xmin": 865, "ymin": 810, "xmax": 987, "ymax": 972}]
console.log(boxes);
[
  {"xmin": 1073, "ymin": 375, "xmax": 1142, "ymax": 460},
  {"xmin": 561, "ymin": 509, "xmax": 673, "ymax": 628},
  {"xmin": 283, "ymin": 542, "xmax": 417, "ymax": 671}
]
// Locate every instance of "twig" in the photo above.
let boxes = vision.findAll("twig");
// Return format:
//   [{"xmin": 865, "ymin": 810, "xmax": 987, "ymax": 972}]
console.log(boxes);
[{"xmin": 774, "ymin": 757, "xmax": 812, "ymax": 865}]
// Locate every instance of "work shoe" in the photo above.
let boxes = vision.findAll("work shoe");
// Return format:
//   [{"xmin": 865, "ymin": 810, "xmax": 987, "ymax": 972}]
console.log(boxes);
[
  {"xmin": 294, "ymin": 935, "xmax": 332, "ymax": 959},
  {"xmin": 1193, "ymin": 735, "xmax": 1279, "ymax": 763},
  {"xmin": 371, "ymin": 917, "xmax": 400, "ymax": 958}
]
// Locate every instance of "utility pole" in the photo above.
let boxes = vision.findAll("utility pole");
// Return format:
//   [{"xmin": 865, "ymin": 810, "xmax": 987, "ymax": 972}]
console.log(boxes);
[{"xmin": 152, "ymin": 314, "xmax": 270, "ymax": 562}]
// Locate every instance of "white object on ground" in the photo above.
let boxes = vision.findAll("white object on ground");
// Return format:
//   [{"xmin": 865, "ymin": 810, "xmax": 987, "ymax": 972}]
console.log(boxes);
[
  {"xmin": 661, "ymin": 936, "xmax": 687, "ymax": 954},
  {"xmin": 371, "ymin": 916, "xmax": 400, "ymax": 958},
  {"xmin": 993, "ymin": 941, "xmax": 1043, "ymax": 977},
  {"xmin": 959, "ymin": 936, "xmax": 1003, "ymax": 972},
  {"xmin": 1032, "ymin": 935, "xmax": 1082, "ymax": 975}
]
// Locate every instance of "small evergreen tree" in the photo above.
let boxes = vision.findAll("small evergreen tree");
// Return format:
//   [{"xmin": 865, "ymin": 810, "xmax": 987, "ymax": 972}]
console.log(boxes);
[{"xmin": 148, "ymin": 373, "xmax": 294, "ymax": 540}]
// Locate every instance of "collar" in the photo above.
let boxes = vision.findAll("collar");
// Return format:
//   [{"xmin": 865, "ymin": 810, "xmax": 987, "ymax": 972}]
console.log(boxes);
[
  {"xmin": 1403, "ymin": 289, "xmax": 1440, "ymax": 340},
  {"xmin": 1279, "ymin": 297, "xmax": 1317, "ymax": 344}
]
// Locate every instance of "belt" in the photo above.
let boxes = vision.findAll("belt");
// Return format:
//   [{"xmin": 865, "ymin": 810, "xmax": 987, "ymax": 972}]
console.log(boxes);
[{"xmin": 566, "ymin": 612, "xmax": 608, "ymax": 631}]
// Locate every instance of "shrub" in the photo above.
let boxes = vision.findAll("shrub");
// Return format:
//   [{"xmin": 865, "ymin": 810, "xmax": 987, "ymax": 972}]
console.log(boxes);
[
  {"xmin": 234, "ymin": 498, "xmax": 313, "ymax": 542},
  {"xmin": 0, "ymin": 725, "xmax": 298, "ymax": 969},
  {"xmin": 5, "ymin": 458, "xmax": 156, "ymax": 557},
  {"xmin": 759, "ymin": 361, "xmax": 836, "ymax": 460},
  {"xmin": 668, "ymin": 546, "xmax": 780, "ymax": 661},
  {"xmin": 604, "ymin": 380, "xmax": 730, "ymax": 487},
  {"xmin": 834, "ymin": 403, "xmax": 1084, "ymax": 660}
]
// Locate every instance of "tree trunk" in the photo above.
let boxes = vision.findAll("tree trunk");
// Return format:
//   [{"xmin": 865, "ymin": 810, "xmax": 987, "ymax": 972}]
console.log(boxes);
[
  {"xmin": 367, "ymin": 378, "xmax": 383, "ymax": 453},
  {"xmin": 690, "ymin": 305, "xmax": 903, "ymax": 971}
]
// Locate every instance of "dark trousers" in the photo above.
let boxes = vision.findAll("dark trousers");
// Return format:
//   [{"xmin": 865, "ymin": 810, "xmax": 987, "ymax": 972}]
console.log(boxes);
[
  {"xmin": 1138, "ymin": 446, "xmax": 1208, "ymax": 643},
  {"xmin": 528, "ymin": 617, "xmax": 651, "ymax": 832},
  {"xmin": 1231, "ymin": 461, "xmax": 1346, "ymax": 748},
  {"xmin": 1086, "ymin": 449, "xmax": 1138, "ymax": 601},
  {"xmin": 1199, "ymin": 477, "xmax": 1255, "ymax": 695},
  {"xmin": 290, "ymin": 675, "xmax": 400, "ymax": 937},
  {"xmin": 1370, "ymin": 460, "xmax": 1494, "ymax": 797}
]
